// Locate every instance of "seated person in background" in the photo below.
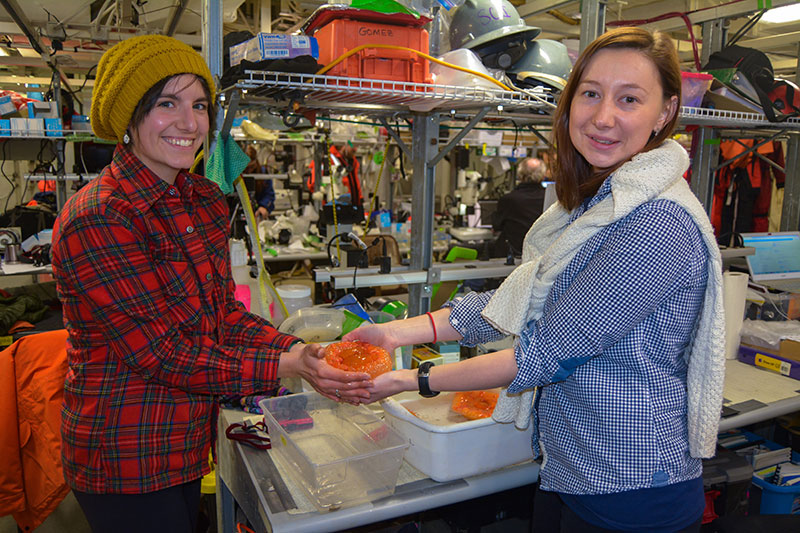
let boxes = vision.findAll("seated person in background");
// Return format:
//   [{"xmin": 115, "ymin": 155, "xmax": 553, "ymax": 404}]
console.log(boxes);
[
  {"xmin": 492, "ymin": 157, "xmax": 547, "ymax": 257},
  {"xmin": 242, "ymin": 144, "xmax": 275, "ymax": 223},
  {"xmin": 255, "ymin": 181, "xmax": 275, "ymax": 223}
]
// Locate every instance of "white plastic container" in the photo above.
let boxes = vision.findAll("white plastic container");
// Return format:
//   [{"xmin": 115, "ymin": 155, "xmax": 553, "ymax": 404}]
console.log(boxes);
[
  {"xmin": 278, "ymin": 307, "xmax": 345, "ymax": 342},
  {"xmin": 230, "ymin": 239, "xmax": 260, "ymax": 316},
  {"xmin": 381, "ymin": 392, "xmax": 534, "ymax": 482},
  {"xmin": 276, "ymin": 284, "xmax": 312, "ymax": 317}
]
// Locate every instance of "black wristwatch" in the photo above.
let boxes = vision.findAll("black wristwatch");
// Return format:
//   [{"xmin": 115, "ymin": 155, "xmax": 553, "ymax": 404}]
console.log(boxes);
[{"xmin": 417, "ymin": 361, "xmax": 440, "ymax": 398}]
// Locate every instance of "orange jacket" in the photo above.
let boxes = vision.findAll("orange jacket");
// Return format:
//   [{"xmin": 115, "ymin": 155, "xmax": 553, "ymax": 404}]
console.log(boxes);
[{"xmin": 0, "ymin": 329, "xmax": 69, "ymax": 531}]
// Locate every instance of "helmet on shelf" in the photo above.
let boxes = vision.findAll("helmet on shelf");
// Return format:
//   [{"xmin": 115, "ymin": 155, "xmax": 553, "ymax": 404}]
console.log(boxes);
[
  {"xmin": 768, "ymin": 79, "xmax": 800, "ymax": 117},
  {"xmin": 507, "ymin": 39, "xmax": 572, "ymax": 91},
  {"xmin": 449, "ymin": 0, "xmax": 541, "ymax": 69}
]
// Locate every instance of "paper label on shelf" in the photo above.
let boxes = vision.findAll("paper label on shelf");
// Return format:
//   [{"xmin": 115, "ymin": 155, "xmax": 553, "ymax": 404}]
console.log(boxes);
[
  {"xmin": 754, "ymin": 353, "xmax": 791, "ymax": 376},
  {"xmin": 477, "ymin": 129, "xmax": 502, "ymax": 146}
]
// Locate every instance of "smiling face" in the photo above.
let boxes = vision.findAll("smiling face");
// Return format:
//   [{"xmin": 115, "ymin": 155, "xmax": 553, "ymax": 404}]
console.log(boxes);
[
  {"xmin": 568, "ymin": 48, "xmax": 677, "ymax": 172},
  {"xmin": 130, "ymin": 74, "xmax": 210, "ymax": 184}
]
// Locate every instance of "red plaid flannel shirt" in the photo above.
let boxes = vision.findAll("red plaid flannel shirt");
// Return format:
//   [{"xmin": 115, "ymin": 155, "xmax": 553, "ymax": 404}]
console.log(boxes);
[{"xmin": 52, "ymin": 146, "xmax": 298, "ymax": 493}]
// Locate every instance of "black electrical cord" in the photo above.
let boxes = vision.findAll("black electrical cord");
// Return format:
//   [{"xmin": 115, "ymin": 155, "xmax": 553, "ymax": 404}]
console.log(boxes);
[
  {"xmin": 511, "ymin": 120, "xmax": 519, "ymax": 155},
  {"xmin": 397, "ymin": 151, "xmax": 407, "ymax": 182},
  {"xmin": 727, "ymin": 10, "xmax": 765, "ymax": 47},
  {"xmin": 326, "ymin": 232, "xmax": 354, "ymax": 268},
  {"xmin": 1, "ymin": 141, "xmax": 14, "ymax": 214},
  {"xmin": 76, "ymin": 64, "xmax": 97, "ymax": 94}
]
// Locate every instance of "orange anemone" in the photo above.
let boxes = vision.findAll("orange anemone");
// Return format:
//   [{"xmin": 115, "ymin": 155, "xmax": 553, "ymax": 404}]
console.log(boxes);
[
  {"xmin": 451, "ymin": 390, "xmax": 500, "ymax": 420},
  {"xmin": 324, "ymin": 341, "xmax": 392, "ymax": 378}
]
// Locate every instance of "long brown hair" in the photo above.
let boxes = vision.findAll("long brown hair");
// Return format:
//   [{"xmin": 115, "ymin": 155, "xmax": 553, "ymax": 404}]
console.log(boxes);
[{"xmin": 552, "ymin": 27, "xmax": 681, "ymax": 210}]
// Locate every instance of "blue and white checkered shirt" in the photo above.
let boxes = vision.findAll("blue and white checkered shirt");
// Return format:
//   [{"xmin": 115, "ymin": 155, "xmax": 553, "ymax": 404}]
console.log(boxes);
[{"xmin": 447, "ymin": 178, "xmax": 708, "ymax": 495}]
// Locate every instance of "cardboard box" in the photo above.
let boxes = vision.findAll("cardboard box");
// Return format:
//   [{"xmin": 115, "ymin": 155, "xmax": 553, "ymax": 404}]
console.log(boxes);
[
  {"xmin": 44, "ymin": 118, "xmax": 62, "ymax": 137},
  {"xmin": 740, "ymin": 339, "xmax": 800, "ymax": 363},
  {"xmin": 27, "ymin": 118, "xmax": 44, "ymax": 136},
  {"xmin": 10, "ymin": 117, "xmax": 27, "ymax": 136},
  {"xmin": 230, "ymin": 33, "xmax": 319, "ymax": 66},
  {"xmin": 27, "ymin": 101, "xmax": 57, "ymax": 119},
  {"xmin": 0, "ymin": 96, "xmax": 17, "ymax": 116},
  {"xmin": 704, "ymin": 78, "xmax": 763, "ymax": 113},
  {"xmin": 738, "ymin": 344, "xmax": 800, "ymax": 380},
  {"xmin": 0, "ymin": 119, "xmax": 10, "ymax": 136},
  {"xmin": 71, "ymin": 115, "xmax": 91, "ymax": 132},
  {"xmin": 411, "ymin": 345, "xmax": 443, "ymax": 368},
  {"xmin": 779, "ymin": 339, "xmax": 800, "ymax": 363}
]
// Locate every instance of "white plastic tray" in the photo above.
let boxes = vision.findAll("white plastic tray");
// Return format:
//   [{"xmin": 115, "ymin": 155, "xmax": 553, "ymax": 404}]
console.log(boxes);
[{"xmin": 381, "ymin": 392, "xmax": 534, "ymax": 482}]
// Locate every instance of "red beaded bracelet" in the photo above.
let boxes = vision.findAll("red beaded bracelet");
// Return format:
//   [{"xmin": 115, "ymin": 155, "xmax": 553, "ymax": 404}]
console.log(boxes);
[{"xmin": 426, "ymin": 311, "xmax": 437, "ymax": 344}]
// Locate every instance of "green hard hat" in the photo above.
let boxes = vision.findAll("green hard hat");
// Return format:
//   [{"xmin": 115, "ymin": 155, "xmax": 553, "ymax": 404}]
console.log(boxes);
[
  {"xmin": 507, "ymin": 39, "xmax": 572, "ymax": 91},
  {"xmin": 449, "ymin": 0, "xmax": 541, "ymax": 57}
]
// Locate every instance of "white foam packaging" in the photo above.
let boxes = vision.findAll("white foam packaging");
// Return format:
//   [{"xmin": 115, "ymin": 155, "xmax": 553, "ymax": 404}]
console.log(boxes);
[{"xmin": 381, "ymin": 392, "xmax": 534, "ymax": 482}]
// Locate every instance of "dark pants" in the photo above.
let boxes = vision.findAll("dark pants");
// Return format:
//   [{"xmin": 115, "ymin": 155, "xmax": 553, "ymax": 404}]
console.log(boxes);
[
  {"xmin": 533, "ymin": 487, "xmax": 702, "ymax": 533},
  {"xmin": 74, "ymin": 479, "xmax": 201, "ymax": 533}
]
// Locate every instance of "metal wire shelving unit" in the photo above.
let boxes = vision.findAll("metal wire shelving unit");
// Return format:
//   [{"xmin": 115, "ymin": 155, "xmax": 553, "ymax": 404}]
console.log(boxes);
[
  {"xmin": 233, "ymin": 70, "xmax": 555, "ymax": 114},
  {"xmin": 679, "ymin": 106, "xmax": 800, "ymax": 131}
]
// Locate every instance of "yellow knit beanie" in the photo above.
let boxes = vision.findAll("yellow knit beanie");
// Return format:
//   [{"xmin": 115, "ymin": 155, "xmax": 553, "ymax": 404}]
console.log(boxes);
[{"xmin": 90, "ymin": 35, "xmax": 216, "ymax": 143}]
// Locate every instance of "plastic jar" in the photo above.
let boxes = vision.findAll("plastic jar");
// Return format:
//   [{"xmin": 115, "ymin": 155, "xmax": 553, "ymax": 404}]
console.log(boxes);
[{"xmin": 276, "ymin": 284, "xmax": 313, "ymax": 318}]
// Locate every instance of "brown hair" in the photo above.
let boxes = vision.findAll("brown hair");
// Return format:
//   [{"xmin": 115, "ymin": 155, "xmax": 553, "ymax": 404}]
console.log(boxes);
[
  {"xmin": 128, "ymin": 74, "xmax": 216, "ymax": 142},
  {"xmin": 552, "ymin": 27, "xmax": 681, "ymax": 210}
]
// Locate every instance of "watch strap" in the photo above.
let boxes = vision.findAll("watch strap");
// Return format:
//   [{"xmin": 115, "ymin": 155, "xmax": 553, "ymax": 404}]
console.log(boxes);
[{"xmin": 417, "ymin": 361, "xmax": 439, "ymax": 398}]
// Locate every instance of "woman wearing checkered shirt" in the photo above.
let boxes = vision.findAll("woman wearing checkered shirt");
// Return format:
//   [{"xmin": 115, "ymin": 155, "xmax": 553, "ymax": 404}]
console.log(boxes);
[
  {"xmin": 51, "ymin": 36, "xmax": 372, "ymax": 533},
  {"xmin": 347, "ymin": 27, "xmax": 726, "ymax": 533}
]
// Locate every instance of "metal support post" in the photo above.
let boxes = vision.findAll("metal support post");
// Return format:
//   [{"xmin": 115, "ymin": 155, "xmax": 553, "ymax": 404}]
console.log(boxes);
[
  {"xmin": 781, "ymin": 42, "xmax": 800, "ymax": 231},
  {"xmin": 203, "ymin": 0, "xmax": 224, "ymax": 164},
  {"xmin": 700, "ymin": 19, "xmax": 727, "ymax": 66},
  {"xmin": 690, "ymin": 127, "xmax": 719, "ymax": 215},
  {"xmin": 690, "ymin": 19, "xmax": 726, "ymax": 217},
  {"xmin": 260, "ymin": 0, "xmax": 272, "ymax": 32},
  {"xmin": 579, "ymin": 0, "xmax": 606, "ymax": 52},
  {"xmin": 202, "ymin": 0, "xmax": 223, "ymax": 78},
  {"xmin": 52, "ymin": 70, "xmax": 68, "ymax": 210},
  {"xmin": 782, "ymin": 134, "xmax": 800, "ymax": 231},
  {"xmin": 408, "ymin": 113, "xmax": 440, "ymax": 317}
]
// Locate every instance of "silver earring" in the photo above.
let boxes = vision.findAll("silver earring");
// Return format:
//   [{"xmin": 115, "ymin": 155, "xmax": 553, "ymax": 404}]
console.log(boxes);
[{"xmin": 123, "ymin": 132, "xmax": 130, "ymax": 144}]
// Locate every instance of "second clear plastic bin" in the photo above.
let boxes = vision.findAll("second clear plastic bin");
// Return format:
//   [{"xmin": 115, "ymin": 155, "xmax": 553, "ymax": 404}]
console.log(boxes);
[{"xmin": 259, "ymin": 392, "xmax": 409, "ymax": 511}]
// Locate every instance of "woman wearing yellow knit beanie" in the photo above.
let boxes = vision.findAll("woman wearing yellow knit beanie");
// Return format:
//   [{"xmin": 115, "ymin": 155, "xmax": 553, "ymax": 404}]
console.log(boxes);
[{"xmin": 51, "ymin": 35, "xmax": 372, "ymax": 532}]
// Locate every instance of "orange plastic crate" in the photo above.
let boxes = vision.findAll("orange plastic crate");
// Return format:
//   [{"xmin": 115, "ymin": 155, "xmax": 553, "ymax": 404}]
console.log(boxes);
[{"xmin": 312, "ymin": 18, "xmax": 431, "ymax": 84}]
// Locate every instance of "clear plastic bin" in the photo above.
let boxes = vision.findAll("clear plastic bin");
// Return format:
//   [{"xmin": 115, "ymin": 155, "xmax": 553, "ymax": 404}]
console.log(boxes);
[
  {"xmin": 681, "ymin": 72, "xmax": 713, "ymax": 108},
  {"xmin": 259, "ymin": 392, "xmax": 409, "ymax": 511}
]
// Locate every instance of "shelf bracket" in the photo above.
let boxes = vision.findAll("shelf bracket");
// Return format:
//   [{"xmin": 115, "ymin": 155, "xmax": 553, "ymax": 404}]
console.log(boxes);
[
  {"xmin": 430, "ymin": 107, "xmax": 490, "ymax": 167},
  {"xmin": 377, "ymin": 117, "xmax": 410, "ymax": 157},
  {"xmin": 424, "ymin": 266, "xmax": 442, "ymax": 296}
]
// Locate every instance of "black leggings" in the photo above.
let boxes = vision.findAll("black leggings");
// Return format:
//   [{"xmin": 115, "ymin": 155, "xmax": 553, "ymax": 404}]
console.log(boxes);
[
  {"xmin": 73, "ymin": 479, "xmax": 201, "ymax": 533},
  {"xmin": 533, "ymin": 487, "xmax": 702, "ymax": 533}
]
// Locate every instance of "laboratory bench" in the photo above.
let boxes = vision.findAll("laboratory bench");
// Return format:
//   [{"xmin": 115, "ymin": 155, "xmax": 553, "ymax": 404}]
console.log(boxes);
[
  {"xmin": 719, "ymin": 358, "xmax": 800, "ymax": 432},
  {"xmin": 216, "ymin": 357, "xmax": 800, "ymax": 533},
  {"xmin": 215, "ymin": 407, "xmax": 539, "ymax": 533}
]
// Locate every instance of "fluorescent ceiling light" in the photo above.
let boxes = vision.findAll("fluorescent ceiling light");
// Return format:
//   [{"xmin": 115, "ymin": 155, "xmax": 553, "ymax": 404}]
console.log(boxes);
[{"xmin": 762, "ymin": 4, "xmax": 800, "ymax": 23}]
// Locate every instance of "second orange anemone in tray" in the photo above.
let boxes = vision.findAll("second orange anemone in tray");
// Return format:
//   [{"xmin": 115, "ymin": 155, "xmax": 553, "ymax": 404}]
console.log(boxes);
[
  {"xmin": 324, "ymin": 340, "xmax": 392, "ymax": 378},
  {"xmin": 451, "ymin": 390, "xmax": 500, "ymax": 420}
]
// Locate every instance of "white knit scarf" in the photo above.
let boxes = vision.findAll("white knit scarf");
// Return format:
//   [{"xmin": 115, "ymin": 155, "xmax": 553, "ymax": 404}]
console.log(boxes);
[{"xmin": 485, "ymin": 140, "xmax": 725, "ymax": 458}]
